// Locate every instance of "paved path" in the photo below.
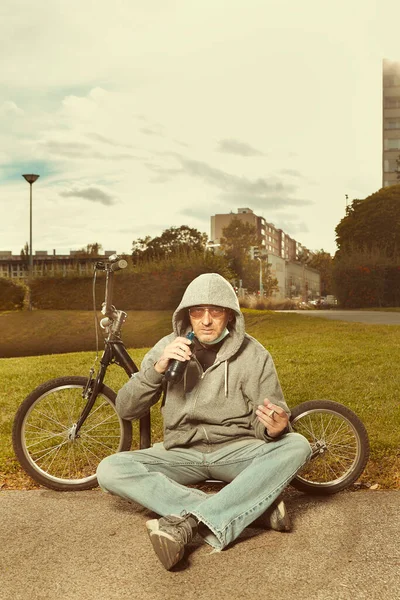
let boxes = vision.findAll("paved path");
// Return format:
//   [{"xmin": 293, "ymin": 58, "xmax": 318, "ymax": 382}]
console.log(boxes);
[
  {"xmin": 1, "ymin": 488, "xmax": 399, "ymax": 600},
  {"xmin": 280, "ymin": 310, "xmax": 400, "ymax": 325}
]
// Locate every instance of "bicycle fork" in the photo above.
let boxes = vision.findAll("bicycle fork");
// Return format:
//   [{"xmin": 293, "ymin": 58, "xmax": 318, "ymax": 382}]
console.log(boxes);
[
  {"xmin": 72, "ymin": 350, "xmax": 112, "ymax": 439},
  {"xmin": 71, "ymin": 342, "xmax": 151, "ymax": 449}
]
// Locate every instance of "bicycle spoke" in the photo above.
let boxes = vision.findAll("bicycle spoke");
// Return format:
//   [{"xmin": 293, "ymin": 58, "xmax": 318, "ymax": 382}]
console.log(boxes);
[
  {"xmin": 80, "ymin": 431, "xmax": 118, "ymax": 452},
  {"xmin": 294, "ymin": 409, "xmax": 361, "ymax": 485},
  {"xmin": 19, "ymin": 383, "xmax": 127, "ymax": 484}
]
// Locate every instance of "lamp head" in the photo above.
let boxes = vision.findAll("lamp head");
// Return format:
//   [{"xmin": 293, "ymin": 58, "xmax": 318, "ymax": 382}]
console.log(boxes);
[{"xmin": 22, "ymin": 174, "xmax": 40, "ymax": 184}]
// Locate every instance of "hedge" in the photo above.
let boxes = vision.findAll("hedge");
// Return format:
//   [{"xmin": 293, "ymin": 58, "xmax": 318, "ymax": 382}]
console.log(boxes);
[
  {"xmin": 28, "ymin": 256, "xmax": 234, "ymax": 310},
  {"xmin": 0, "ymin": 278, "xmax": 26, "ymax": 310},
  {"xmin": 333, "ymin": 264, "xmax": 400, "ymax": 308}
]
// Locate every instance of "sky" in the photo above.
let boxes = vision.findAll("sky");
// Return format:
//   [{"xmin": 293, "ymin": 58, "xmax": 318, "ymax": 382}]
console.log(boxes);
[{"xmin": 1, "ymin": 0, "xmax": 399, "ymax": 257}]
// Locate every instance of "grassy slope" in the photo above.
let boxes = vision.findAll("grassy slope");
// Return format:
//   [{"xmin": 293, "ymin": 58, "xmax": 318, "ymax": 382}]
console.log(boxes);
[
  {"xmin": 0, "ymin": 310, "xmax": 172, "ymax": 357},
  {"xmin": 1, "ymin": 309, "xmax": 399, "ymax": 489}
]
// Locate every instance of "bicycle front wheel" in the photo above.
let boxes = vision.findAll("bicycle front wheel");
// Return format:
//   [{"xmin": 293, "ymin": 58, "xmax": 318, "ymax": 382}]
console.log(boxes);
[
  {"xmin": 290, "ymin": 400, "xmax": 370, "ymax": 495},
  {"xmin": 12, "ymin": 376, "xmax": 132, "ymax": 491}
]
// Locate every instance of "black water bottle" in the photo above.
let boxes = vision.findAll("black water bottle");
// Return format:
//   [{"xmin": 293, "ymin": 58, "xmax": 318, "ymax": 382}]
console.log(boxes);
[{"xmin": 164, "ymin": 331, "xmax": 195, "ymax": 383}]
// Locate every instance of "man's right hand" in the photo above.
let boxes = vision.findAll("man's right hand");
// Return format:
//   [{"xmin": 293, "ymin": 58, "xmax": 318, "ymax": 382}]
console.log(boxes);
[{"xmin": 154, "ymin": 337, "xmax": 193, "ymax": 374}]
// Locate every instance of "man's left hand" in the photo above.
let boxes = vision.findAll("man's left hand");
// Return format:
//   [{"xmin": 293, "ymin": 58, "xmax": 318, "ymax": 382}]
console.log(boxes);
[{"xmin": 256, "ymin": 399, "xmax": 289, "ymax": 438}]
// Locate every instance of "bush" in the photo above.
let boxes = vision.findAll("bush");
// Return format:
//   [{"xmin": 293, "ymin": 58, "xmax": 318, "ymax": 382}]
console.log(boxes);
[
  {"xmin": 239, "ymin": 295, "xmax": 298, "ymax": 310},
  {"xmin": 333, "ymin": 248, "xmax": 400, "ymax": 308},
  {"xmin": 0, "ymin": 278, "xmax": 25, "ymax": 310},
  {"xmin": 29, "ymin": 251, "xmax": 235, "ymax": 310}
]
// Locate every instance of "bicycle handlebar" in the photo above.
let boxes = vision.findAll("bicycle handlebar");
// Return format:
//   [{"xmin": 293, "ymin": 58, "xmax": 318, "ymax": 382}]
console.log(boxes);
[
  {"xmin": 96, "ymin": 255, "xmax": 128, "ymax": 317},
  {"xmin": 110, "ymin": 259, "xmax": 128, "ymax": 272}
]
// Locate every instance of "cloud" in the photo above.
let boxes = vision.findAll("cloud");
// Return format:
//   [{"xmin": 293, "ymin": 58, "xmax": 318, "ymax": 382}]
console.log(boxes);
[
  {"xmin": 278, "ymin": 168, "xmax": 304, "ymax": 177},
  {"xmin": 0, "ymin": 100, "xmax": 24, "ymax": 116},
  {"xmin": 140, "ymin": 126, "xmax": 164, "ymax": 137},
  {"xmin": 59, "ymin": 186, "xmax": 116, "ymax": 205},
  {"xmin": 217, "ymin": 138, "xmax": 264, "ymax": 156},
  {"xmin": 176, "ymin": 156, "xmax": 313, "ymax": 209},
  {"xmin": 38, "ymin": 139, "xmax": 135, "ymax": 161},
  {"xmin": 85, "ymin": 132, "xmax": 132, "ymax": 148},
  {"xmin": 278, "ymin": 219, "xmax": 310, "ymax": 234}
]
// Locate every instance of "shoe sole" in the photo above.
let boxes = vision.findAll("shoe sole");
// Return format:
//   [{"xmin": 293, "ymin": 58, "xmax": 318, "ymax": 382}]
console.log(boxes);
[
  {"xmin": 146, "ymin": 519, "xmax": 184, "ymax": 570},
  {"xmin": 252, "ymin": 500, "xmax": 292, "ymax": 531},
  {"xmin": 269, "ymin": 500, "xmax": 291, "ymax": 532}
]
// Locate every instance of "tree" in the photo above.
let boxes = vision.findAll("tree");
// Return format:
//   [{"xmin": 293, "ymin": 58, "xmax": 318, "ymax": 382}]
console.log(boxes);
[
  {"xmin": 75, "ymin": 243, "xmax": 103, "ymax": 257},
  {"xmin": 333, "ymin": 186, "xmax": 400, "ymax": 307},
  {"xmin": 219, "ymin": 217, "xmax": 259, "ymax": 287},
  {"xmin": 20, "ymin": 241, "xmax": 29, "ymax": 258},
  {"xmin": 132, "ymin": 226, "xmax": 208, "ymax": 262},
  {"xmin": 335, "ymin": 185, "xmax": 400, "ymax": 257},
  {"xmin": 86, "ymin": 243, "xmax": 103, "ymax": 256},
  {"xmin": 218, "ymin": 217, "xmax": 278, "ymax": 293},
  {"xmin": 308, "ymin": 250, "xmax": 333, "ymax": 296},
  {"xmin": 20, "ymin": 241, "xmax": 29, "ymax": 274}
]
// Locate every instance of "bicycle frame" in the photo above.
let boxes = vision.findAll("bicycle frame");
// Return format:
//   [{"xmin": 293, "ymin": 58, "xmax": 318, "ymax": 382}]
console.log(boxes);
[{"xmin": 73, "ymin": 257, "xmax": 152, "ymax": 450}]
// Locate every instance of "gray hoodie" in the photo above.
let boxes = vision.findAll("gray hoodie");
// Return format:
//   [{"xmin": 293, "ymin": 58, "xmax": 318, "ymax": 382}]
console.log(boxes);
[{"xmin": 116, "ymin": 273, "xmax": 290, "ymax": 451}]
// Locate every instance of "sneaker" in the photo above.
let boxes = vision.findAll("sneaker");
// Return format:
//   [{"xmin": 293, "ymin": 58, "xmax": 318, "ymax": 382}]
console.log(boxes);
[
  {"xmin": 146, "ymin": 514, "xmax": 198, "ymax": 570},
  {"xmin": 252, "ymin": 499, "xmax": 291, "ymax": 532}
]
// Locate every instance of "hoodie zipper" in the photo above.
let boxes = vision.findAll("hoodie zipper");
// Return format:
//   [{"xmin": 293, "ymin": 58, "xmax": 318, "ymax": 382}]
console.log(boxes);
[{"xmin": 189, "ymin": 359, "xmax": 221, "ymax": 417}]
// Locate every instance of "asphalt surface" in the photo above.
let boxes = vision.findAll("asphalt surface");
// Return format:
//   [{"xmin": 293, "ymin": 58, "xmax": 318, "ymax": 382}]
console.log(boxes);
[
  {"xmin": 1, "ymin": 488, "xmax": 399, "ymax": 600},
  {"xmin": 281, "ymin": 310, "xmax": 400, "ymax": 325}
]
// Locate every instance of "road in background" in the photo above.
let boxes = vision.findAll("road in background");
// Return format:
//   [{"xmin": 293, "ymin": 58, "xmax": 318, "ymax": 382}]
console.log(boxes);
[{"xmin": 279, "ymin": 310, "xmax": 400, "ymax": 325}]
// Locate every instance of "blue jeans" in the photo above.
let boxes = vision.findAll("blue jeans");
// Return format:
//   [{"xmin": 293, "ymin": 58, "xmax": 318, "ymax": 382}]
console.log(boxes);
[{"xmin": 97, "ymin": 433, "xmax": 311, "ymax": 550}]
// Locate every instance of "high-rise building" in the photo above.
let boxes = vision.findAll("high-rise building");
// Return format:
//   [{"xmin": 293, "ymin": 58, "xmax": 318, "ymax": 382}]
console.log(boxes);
[
  {"xmin": 210, "ymin": 208, "xmax": 309, "ymax": 261},
  {"xmin": 382, "ymin": 59, "xmax": 400, "ymax": 187},
  {"xmin": 210, "ymin": 208, "xmax": 319, "ymax": 300}
]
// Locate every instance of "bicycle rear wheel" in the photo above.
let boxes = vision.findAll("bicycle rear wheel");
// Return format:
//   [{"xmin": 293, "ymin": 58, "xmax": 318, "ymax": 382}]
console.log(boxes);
[
  {"xmin": 289, "ymin": 400, "xmax": 370, "ymax": 494},
  {"xmin": 12, "ymin": 376, "xmax": 132, "ymax": 491}
]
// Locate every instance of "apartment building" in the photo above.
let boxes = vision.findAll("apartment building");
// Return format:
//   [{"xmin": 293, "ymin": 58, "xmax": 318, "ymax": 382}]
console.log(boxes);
[
  {"xmin": 210, "ymin": 208, "xmax": 309, "ymax": 261},
  {"xmin": 0, "ymin": 250, "xmax": 116, "ymax": 280},
  {"xmin": 382, "ymin": 58, "xmax": 400, "ymax": 187},
  {"xmin": 210, "ymin": 208, "xmax": 319, "ymax": 300}
]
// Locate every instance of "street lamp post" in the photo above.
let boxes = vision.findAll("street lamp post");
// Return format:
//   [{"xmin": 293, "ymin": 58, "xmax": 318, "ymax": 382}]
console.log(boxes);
[
  {"xmin": 22, "ymin": 174, "xmax": 40, "ymax": 280},
  {"xmin": 22, "ymin": 174, "xmax": 39, "ymax": 310},
  {"xmin": 256, "ymin": 257, "xmax": 264, "ymax": 296}
]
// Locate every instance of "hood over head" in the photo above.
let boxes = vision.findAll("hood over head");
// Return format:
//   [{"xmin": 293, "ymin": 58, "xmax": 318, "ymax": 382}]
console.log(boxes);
[{"xmin": 172, "ymin": 273, "xmax": 245, "ymax": 358}]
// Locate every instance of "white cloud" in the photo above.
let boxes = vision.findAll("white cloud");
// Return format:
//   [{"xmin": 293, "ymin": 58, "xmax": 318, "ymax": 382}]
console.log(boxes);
[
  {"xmin": 59, "ymin": 186, "xmax": 117, "ymax": 206},
  {"xmin": 217, "ymin": 139, "xmax": 264, "ymax": 157},
  {"xmin": 0, "ymin": 101, "xmax": 24, "ymax": 116}
]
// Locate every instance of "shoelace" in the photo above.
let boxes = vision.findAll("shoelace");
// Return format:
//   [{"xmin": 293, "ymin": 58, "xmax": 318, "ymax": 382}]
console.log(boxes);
[{"xmin": 159, "ymin": 515, "xmax": 195, "ymax": 544}]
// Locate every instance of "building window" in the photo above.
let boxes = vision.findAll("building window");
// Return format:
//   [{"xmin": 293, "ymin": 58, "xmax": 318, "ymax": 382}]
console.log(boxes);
[
  {"xmin": 384, "ymin": 119, "xmax": 400, "ymax": 129},
  {"xmin": 384, "ymin": 96, "xmax": 400, "ymax": 108},
  {"xmin": 383, "ymin": 75, "xmax": 400, "ymax": 87},
  {"xmin": 384, "ymin": 138, "xmax": 400, "ymax": 150},
  {"xmin": 384, "ymin": 159, "xmax": 398, "ymax": 172}
]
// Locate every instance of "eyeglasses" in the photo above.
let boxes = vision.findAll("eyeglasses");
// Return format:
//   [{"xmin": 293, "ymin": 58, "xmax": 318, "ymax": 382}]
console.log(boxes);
[{"xmin": 188, "ymin": 306, "xmax": 226, "ymax": 319}]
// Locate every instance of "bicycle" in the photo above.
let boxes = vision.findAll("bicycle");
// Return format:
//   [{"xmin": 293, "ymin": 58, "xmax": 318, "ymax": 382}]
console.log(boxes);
[{"xmin": 12, "ymin": 255, "xmax": 370, "ymax": 495}]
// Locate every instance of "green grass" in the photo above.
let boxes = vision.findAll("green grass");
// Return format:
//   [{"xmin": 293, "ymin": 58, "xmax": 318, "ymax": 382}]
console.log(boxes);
[
  {"xmin": 1, "ymin": 309, "xmax": 399, "ymax": 489},
  {"xmin": 0, "ymin": 310, "xmax": 173, "ymax": 357}
]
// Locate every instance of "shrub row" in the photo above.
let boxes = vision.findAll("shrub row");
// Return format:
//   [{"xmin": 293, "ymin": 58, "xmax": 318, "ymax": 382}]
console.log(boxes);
[
  {"xmin": 239, "ymin": 295, "xmax": 298, "ymax": 310},
  {"xmin": 0, "ymin": 278, "xmax": 25, "ymax": 310},
  {"xmin": 29, "ymin": 254, "xmax": 234, "ymax": 310},
  {"xmin": 333, "ymin": 264, "xmax": 400, "ymax": 308}
]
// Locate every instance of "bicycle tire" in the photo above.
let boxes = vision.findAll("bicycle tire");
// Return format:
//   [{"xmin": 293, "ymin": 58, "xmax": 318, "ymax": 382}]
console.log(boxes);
[
  {"xmin": 12, "ymin": 376, "xmax": 132, "ymax": 491},
  {"xmin": 289, "ymin": 399, "xmax": 370, "ymax": 495}
]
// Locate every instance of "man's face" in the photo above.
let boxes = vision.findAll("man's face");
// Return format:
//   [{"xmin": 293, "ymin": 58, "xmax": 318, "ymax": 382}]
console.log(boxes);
[{"xmin": 188, "ymin": 305, "xmax": 232, "ymax": 344}]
